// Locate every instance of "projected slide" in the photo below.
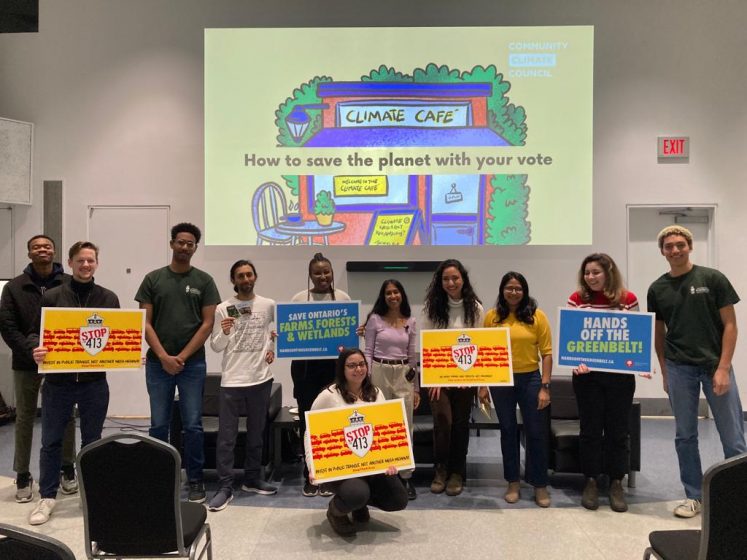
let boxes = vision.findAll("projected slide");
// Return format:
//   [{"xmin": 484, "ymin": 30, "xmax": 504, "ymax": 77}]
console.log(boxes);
[{"xmin": 205, "ymin": 26, "xmax": 593, "ymax": 246}]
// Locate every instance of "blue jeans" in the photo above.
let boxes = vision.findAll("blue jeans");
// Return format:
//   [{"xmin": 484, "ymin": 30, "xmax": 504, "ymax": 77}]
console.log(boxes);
[
  {"xmin": 146, "ymin": 357, "xmax": 206, "ymax": 482},
  {"xmin": 666, "ymin": 360, "xmax": 746, "ymax": 499},
  {"xmin": 40, "ymin": 378, "xmax": 109, "ymax": 498},
  {"xmin": 490, "ymin": 371, "xmax": 549, "ymax": 487}
]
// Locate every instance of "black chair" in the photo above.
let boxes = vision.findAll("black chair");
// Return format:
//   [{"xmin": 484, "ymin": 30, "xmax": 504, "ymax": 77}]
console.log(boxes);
[
  {"xmin": 412, "ymin": 387, "xmax": 435, "ymax": 465},
  {"xmin": 548, "ymin": 375, "xmax": 641, "ymax": 487},
  {"xmin": 0, "ymin": 523, "xmax": 75, "ymax": 560},
  {"xmin": 411, "ymin": 388, "xmax": 504, "ymax": 467},
  {"xmin": 77, "ymin": 434, "xmax": 212, "ymax": 560},
  {"xmin": 643, "ymin": 452, "xmax": 747, "ymax": 560}
]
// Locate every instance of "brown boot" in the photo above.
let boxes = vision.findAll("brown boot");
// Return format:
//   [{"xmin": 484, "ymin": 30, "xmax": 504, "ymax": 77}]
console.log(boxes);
[
  {"xmin": 445, "ymin": 473, "xmax": 464, "ymax": 496},
  {"xmin": 534, "ymin": 486, "xmax": 550, "ymax": 508},
  {"xmin": 581, "ymin": 478, "xmax": 599, "ymax": 510},
  {"xmin": 609, "ymin": 479, "xmax": 628, "ymax": 513},
  {"xmin": 504, "ymin": 481, "xmax": 521, "ymax": 504},
  {"xmin": 430, "ymin": 465, "xmax": 447, "ymax": 494},
  {"xmin": 326, "ymin": 500, "xmax": 356, "ymax": 536}
]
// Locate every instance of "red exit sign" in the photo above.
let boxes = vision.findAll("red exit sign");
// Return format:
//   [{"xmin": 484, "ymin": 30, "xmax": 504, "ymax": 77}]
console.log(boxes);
[{"xmin": 657, "ymin": 136, "xmax": 690, "ymax": 159}]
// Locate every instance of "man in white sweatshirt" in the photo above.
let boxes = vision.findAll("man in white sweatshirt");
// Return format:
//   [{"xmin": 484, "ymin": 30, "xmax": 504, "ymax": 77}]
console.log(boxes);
[{"xmin": 208, "ymin": 260, "xmax": 277, "ymax": 511}]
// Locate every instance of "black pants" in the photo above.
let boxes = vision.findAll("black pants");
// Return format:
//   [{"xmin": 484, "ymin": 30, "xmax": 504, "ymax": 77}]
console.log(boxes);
[
  {"xmin": 572, "ymin": 372, "xmax": 635, "ymax": 479},
  {"xmin": 216, "ymin": 379, "xmax": 273, "ymax": 487},
  {"xmin": 431, "ymin": 387, "xmax": 474, "ymax": 478},
  {"xmin": 291, "ymin": 359, "xmax": 336, "ymax": 482},
  {"xmin": 330, "ymin": 474, "xmax": 408, "ymax": 514}
]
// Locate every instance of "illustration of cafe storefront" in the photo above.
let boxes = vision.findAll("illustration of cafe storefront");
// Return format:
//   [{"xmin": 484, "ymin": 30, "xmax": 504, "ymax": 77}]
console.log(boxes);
[{"xmin": 280, "ymin": 77, "xmax": 531, "ymax": 246}]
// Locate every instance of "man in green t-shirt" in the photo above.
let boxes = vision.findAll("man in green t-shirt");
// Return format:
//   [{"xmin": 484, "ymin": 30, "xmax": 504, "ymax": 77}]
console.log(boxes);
[
  {"xmin": 647, "ymin": 225, "xmax": 746, "ymax": 519},
  {"xmin": 135, "ymin": 222, "xmax": 221, "ymax": 503}
]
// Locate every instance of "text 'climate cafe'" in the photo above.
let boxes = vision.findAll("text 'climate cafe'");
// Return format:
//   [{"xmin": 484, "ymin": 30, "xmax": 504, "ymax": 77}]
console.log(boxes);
[{"xmin": 294, "ymin": 82, "xmax": 509, "ymax": 245}]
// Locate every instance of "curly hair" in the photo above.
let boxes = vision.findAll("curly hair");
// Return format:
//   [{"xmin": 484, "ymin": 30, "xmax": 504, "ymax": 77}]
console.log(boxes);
[
  {"xmin": 366, "ymin": 279, "xmax": 411, "ymax": 322},
  {"xmin": 490, "ymin": 271, "xmax": 537, "ymax": 325},
  {"xmin": 424, "ymin": 259, "xmax": 481, "ymax": 328},
  {"xmin": 657, "ymin": 225, "xmax": 693, "ymax": 250},
  {"xmin": 171, "ymin": 222, "xmax": 201, "ymax": 243},
  {"xmin": 333, "ymin": 348, "xmax": 378, "ymax": 404},
  {"xmin": 576, "ymin": 253, "xmax": 627, "ymax": 307}
]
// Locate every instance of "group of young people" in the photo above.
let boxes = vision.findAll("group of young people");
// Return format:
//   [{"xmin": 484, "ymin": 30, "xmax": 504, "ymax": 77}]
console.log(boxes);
[
  {"xmin": 0, "ymin": 222, "xmax": 742, "ymax": 534},
  {"xmin": 0, "ymin": 224, "xmax": 224, "ymax": 526},
  {"xmin": 255, "ymin": 224, "xmax": 744, "ymax": 535}
]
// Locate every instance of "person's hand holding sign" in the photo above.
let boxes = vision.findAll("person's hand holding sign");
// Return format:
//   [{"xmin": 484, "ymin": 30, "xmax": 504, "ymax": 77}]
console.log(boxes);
[
  {"xmin": 573, "ymin": 363, "xmax": 590, "ymax": 375},
  {"xmin": 221, "ymin": 317, "xmax": 235, "ymax": 335},
  {"xmin": 32, "ymin": 346, "xmax": 48, "ymax": 364}
]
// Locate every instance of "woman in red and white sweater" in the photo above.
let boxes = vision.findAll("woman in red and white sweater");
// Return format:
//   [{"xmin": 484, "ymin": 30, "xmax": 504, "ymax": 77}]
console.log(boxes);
[{"xmin": 567, "ymin": 253, "xmax": 638, "ymax": 513}]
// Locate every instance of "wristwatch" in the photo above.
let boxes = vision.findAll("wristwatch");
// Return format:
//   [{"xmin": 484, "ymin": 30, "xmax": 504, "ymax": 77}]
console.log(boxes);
[{"xmin": 540, "ymin": 382, "xmax": 551, "ymax": 390}]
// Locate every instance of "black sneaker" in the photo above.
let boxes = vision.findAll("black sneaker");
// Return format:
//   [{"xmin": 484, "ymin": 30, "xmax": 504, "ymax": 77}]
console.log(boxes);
[
  {"xmin": 188, "ymin": 481, "xmax": 206, "ymax": 503},
  {"xmin": 241, "ymin": 479, "xmax": 278, "ymax": 495},
  {"xmin": 318, "ymin": 483, "xmax": 334, "ymax": 497},
  {"xmin": 207, "ymin": 487, "xmax": 234, "ymax": 511},
  {"xmin": 302, "ymin": 481, "xmax": 318, "ymax": 497}
]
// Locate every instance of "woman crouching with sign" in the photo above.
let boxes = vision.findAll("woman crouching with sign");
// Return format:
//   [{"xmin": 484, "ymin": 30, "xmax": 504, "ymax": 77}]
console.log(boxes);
[
  {"xmin": 306, "ymin": 348, "xmax": 408, "ymax": 537},
  {"xmin": 568, "ymin": 253, "xmax": 638, "ymax": 513}
]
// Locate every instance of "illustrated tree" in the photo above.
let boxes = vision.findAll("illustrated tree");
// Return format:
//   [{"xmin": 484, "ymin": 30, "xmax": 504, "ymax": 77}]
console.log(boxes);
[
  {"xmin": 362, "ymin": 65, "xmax": 411, "ymax": 82},
  {"xmin": 281, "ymin": 175, "xmax": 299, "ymax": 198},
  {"xmin": 485, "ymin": 175, "xmax": 531, "ymax": 244},
  {"xmin": 457, "ymin": 64, "xmax": 527, "ymax": 146}
]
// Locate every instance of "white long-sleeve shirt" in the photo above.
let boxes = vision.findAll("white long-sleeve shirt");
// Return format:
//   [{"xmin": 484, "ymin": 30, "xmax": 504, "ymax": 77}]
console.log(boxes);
[{"xmin": 210, "ymin": 295, "xmax": 275, "ymax": 387}]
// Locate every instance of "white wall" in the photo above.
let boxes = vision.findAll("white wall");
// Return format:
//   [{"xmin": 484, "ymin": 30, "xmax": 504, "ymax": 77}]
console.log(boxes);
[{"xmin": 1, "ymin": 0, "xmax": 746, "ymax": 409}]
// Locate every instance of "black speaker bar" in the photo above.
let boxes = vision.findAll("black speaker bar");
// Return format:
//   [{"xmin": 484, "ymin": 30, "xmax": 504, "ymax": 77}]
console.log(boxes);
[{"xmin": 346, "ymin": 261, "xmax": 441, "ymax": 273}]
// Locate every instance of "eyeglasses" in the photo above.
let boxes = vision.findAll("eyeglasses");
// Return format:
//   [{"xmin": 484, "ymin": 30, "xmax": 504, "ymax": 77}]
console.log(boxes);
[
  {"xmin": 173, "ymin": 240, "xmax": 196, "ymax": 248},
  {"xmin": 345, "ymin": 361, "xmax": 367, "ymax": 370},
  {"xmin": 503, "ymin": 287, "xmax": 523, "ymax": 293}
]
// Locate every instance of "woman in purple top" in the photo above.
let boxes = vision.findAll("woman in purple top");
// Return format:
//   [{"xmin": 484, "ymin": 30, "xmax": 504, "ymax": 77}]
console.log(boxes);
[{"xmin": 363, "ymin": 279, "xmax": 419, "ymax": 500}]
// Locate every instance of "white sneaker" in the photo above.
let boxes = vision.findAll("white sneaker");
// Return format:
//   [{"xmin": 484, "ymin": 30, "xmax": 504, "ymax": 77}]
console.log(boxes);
[
  {"xmin": 673, "ymin": 498, "xmax": 701, "ymax": 518},
  {"xmin": 29, "ymin": 498, "xmax": 56, "ymax": 525}
]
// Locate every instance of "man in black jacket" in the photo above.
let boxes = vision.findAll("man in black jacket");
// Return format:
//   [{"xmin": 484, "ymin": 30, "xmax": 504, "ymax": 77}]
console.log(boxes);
[
  {"xmin": 28, "ymin": 241, "xmax": 120, "ymax": 525},
  {"xmin": 0, "ymin": 235, "xmax": 77, "ymax": 502}
]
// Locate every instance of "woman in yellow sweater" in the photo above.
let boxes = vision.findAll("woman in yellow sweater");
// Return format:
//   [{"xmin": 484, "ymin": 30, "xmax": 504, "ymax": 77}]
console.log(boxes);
[{"xmin": 481, "ymin": 271, "xmax": 553, "ymax": 507}]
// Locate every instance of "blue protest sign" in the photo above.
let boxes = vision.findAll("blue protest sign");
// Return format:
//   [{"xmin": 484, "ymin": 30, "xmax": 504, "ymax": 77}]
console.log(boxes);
[
  {"xmin": 555, "ymin": 308, "xmax": 655, "ymax": 374},
  {"xmin": 276, "ymin": 301, "xmax": 360, "ymax": 359}
]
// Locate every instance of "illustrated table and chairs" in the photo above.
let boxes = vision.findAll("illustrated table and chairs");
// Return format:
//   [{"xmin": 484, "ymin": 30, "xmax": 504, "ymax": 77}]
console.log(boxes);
[{"xmin": 251, "ymin": 181, "xmax": 345, "ymax": 245}]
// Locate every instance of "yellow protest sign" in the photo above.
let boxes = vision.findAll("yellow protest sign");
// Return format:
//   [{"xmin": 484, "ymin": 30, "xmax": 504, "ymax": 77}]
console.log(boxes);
[
  {"xmin": 39, "ymin": 308, "xmax": 145, "ymax": 373},
  {"xmin": 420, "ymin": 327, "xmax": 513, "ymax": 387},
  {"xmin": 306, "ymin": 399, "xmax": 414, "ymax": 483}
]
